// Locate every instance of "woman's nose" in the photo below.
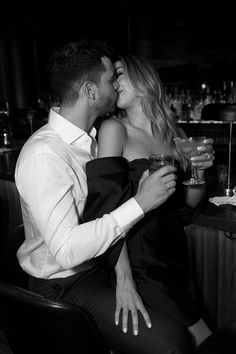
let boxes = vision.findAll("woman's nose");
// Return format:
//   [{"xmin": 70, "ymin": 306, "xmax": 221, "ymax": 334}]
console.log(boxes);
[{"xmin": 114, "ymin": 80, "xmax": 119, "ymax": 90}]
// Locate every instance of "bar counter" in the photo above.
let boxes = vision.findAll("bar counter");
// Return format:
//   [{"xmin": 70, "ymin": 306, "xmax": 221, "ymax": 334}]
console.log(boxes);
[
  {"xmin": 177, "ymin": 118, "xmax": 236, "ymax": 329},
  {"xmin": 0, "ymin": 135, "xmax": 236, "ymax": 330}
]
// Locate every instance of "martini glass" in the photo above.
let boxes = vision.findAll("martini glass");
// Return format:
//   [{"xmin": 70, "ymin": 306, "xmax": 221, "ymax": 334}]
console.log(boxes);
[{"xmin": 174, "ymin": 136, "xmax": 206, "ymax": 185}]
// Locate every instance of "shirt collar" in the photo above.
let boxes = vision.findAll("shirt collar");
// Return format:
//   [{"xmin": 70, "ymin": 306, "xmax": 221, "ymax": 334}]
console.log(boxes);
[{"xmin": 48, "ymin": 107, "xmax": 96, "ymax": 144}]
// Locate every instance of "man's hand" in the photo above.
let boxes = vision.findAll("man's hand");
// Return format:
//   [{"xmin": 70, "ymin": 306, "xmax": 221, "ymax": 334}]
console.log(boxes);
[
  {"xmin": 115, "ymin": 272, "xmax": 152, "ymax": 336},
  {"xmin": 135, "ymin": 165, "xmax": 176, "ymax": 213}
]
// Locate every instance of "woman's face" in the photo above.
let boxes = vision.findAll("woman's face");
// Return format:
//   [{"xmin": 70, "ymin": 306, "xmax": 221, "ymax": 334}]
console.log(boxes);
[{"xmin": 115, "ymin": 61, "xmax": 140, "ymax": 110}]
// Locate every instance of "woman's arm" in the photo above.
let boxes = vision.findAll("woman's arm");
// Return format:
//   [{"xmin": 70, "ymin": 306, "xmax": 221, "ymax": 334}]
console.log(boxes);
[
  {"xmin": 115, "ymin": 242, "xmax": 152, "ymax": 335},
  {"xmin": 98, "ymin": 116, "xmax": 152, "ymax": 335}
]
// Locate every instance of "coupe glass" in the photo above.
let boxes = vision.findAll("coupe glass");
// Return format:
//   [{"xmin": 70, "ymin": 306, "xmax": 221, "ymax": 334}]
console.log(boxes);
[{"xmin": 174, "ymin": 136, "xmax": 206, "ymax": 185}]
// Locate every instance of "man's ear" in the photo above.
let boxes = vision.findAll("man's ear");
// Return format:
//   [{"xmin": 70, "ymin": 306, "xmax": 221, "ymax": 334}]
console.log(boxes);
[{"xmin": 83, "ymin": 81, "xmax": 96, "ymax": 100}]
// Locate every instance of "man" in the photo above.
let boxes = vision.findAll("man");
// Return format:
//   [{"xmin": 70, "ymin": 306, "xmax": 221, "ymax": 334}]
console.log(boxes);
[{"xmin": 15, "ymin": 40, "xmax": 191, "ymax": 353}]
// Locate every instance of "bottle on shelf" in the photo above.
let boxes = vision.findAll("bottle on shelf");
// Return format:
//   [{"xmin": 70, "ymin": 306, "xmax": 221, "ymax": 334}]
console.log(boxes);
[
  {"xmin": 0, "ymin": 102, "xmax": 12, "ymax": 147},
  {"xmin": 227, "ymin": 81, "xmax": 236, "ymax": 104},
  {"xmin": 164, "ymin": 79, "xmax": 236, "ymax": 121}
]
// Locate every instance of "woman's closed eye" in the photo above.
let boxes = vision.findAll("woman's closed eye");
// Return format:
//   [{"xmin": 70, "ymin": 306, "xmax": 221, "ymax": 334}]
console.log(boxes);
[{"xmin": 115, "ymin": 67, "xmax": 123, "ymax": 77}]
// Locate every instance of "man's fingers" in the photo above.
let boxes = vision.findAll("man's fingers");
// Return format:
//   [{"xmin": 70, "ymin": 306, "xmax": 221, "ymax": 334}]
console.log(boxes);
[
  {"xmin": 151, "ymin": 165, "xmax": 176, "ymax": 178},
  {"xmin": 139, "ymin": 169, "xmax": 149, "ymax": 183},
  {"xmin": 162, "ymin": 172, "xmax": 177, "ymax": 183},
  {"xmin": 162, "ymin": 174, "xmax": 177, "ymax": 192}
]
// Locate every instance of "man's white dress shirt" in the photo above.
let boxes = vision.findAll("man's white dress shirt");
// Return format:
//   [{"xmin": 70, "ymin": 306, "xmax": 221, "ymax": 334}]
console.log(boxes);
[{"xmin": 15, "ymin": 108, "xmax": 144, "ymax": 279}]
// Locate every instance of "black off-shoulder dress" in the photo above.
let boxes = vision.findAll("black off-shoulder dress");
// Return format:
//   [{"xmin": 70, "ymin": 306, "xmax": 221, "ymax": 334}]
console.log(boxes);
[{"xmin": 83, "ymin": 156, "xmax": 202, "ymax": 327}]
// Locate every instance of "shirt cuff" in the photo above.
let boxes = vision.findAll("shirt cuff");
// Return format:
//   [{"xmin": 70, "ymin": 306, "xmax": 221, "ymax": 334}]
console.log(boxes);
[{"xmin": 111, "ymin": 197, "xmax": 144, "ymax": 234}]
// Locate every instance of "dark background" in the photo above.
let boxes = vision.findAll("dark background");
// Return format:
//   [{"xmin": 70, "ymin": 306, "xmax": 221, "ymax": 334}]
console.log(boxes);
[{"xmin": 0, "ymin": 0, "xmax": 236, "ymax": 110}]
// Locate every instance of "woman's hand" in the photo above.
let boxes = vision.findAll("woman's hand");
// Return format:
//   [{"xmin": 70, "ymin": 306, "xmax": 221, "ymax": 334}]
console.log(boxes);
[
  {"xmin": 185, "ymin": 138, "xmax": 214, "ymax": 207},
  {"xmin": 191, "ymin": 138, "xmax": 215, "ymax": 170},
  {"xmin": 115, "ymin": 272, "xmax": 152, "ymax": 336}
]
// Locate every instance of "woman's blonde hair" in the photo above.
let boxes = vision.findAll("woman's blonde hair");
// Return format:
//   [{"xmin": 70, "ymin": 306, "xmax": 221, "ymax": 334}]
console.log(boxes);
[{"xmin": 116, "ymin": 55, "xmax": 187, "ymax": 169}]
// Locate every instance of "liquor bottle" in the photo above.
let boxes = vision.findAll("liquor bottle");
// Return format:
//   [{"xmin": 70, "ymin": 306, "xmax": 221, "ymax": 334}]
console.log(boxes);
[
  {"xmin": 0, "ymin": 102, "xmax": 12, "ymax": 147},
  {"xmin": 228, "ymin": 81, "xmax": 235, "ymax": 104}
]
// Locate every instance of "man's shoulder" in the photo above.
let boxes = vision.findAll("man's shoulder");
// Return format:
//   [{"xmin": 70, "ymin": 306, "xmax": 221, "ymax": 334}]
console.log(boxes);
[{"xmin": 17, "ymin": 124, "xmax": 63, "ymax": 164}]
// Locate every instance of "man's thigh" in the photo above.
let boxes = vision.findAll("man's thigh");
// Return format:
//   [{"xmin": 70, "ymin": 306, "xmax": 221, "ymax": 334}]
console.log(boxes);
[{"xmin": 64, "ymin": 270, "xmax": 193, "ymax": 354}]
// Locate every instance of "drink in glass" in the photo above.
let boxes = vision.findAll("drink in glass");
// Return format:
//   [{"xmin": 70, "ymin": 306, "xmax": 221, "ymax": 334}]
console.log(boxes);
[
  {"xmin": 174, "ymin": 136, "xmax": 206, "ymax": 185},
  {"xmin": 149, "ymin": 154, "xmax": 175, "ymax": 174}
]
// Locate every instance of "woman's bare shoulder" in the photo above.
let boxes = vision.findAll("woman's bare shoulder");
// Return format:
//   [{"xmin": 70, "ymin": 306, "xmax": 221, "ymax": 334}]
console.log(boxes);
[
  {"xmin": 99, "ymin": 116, "xmax": 126, "ymax": 132},
  {"xmin": 98, "ymin": 116, "xmax": 127, "ymax": 157}
]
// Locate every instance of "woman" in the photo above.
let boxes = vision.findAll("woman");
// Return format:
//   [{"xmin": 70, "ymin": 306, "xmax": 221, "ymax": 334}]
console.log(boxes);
[{"xmin": 84, "ymin": 55, "xmax": 214, "ymax": 350}]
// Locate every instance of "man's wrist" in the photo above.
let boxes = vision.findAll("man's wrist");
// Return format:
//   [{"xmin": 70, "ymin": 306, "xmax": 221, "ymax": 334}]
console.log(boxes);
[{"xmin": 111, "ymin": 198, "xmax": 144, "ymax": 234}]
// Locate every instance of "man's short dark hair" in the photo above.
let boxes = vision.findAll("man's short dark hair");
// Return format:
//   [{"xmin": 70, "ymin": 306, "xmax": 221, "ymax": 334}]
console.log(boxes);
[{"xmin": 47, "ymin": 39, "xmax": 114, "ymax": 104}]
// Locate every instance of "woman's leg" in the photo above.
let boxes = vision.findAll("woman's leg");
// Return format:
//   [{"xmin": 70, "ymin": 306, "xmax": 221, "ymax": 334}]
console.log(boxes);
[
  {"xmin": 136, "ymin": 277, "xmax": 200, "ymax": 327},
  {"xmin": 64, "ymin": 269, "xmax": 193, "ymax": 354},
  {"xmin": 29, "ymin": 268, "xmax": 193, "ymax": 353}
]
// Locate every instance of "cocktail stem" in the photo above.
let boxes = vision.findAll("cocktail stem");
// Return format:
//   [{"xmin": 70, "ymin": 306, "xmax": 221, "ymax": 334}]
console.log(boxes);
[{"xmin": 191, "ymin": 164, "xmax": 197, "ymax": 180}]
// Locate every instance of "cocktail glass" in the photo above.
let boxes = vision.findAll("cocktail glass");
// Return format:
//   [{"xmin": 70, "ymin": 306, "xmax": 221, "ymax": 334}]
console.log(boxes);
[{"xmin": 174, "ymin": 136, "xmax": 206, "ymax": 185}]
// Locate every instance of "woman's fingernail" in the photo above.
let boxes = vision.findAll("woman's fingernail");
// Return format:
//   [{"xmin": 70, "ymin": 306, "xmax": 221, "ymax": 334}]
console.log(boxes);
[
  {"xmin": 115, "ymin": 320, "xmax": 118, "ymax": 326},
  {"xmin": 134, "ymin": 330, "xmax": 138, "ymax": 336},
  {"xmin": 148, "ymin": 323, "xmax": 152, "ymax": 328},
  {"xmin": 123, "ymin": 328, "xmax": 127, "ymax": 333}
]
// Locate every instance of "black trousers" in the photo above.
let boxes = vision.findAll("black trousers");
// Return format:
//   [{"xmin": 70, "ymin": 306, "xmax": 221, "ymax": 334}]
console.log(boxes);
[{"xmin": 29, "ymin": 266, "xmax": 193, "ymax": 354}]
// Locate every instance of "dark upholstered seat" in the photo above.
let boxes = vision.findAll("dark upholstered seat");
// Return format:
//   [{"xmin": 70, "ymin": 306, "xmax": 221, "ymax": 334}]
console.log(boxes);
[
  {"xmin": 0, "ymin": 224, "xmax": 110, "ymax": 354},
  {"xmin": 0, "ymin": 281, "xmax": 110, "ymax": 354},
  {"xmin": 0, "ymin": 224, "xmax": 28, "ymax": 288}
]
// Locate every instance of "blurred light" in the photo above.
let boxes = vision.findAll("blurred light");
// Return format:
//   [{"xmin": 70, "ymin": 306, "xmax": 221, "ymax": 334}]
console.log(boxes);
[{"xmin": 201, "ymin": 83, "xmax": 207, "ymax": 90}]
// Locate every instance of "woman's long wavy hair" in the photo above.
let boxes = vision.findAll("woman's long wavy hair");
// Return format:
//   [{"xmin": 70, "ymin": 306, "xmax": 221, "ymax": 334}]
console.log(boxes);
[{"xmin": 116, "ymin": 55, "xmax": 187, "ymax": 169}]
